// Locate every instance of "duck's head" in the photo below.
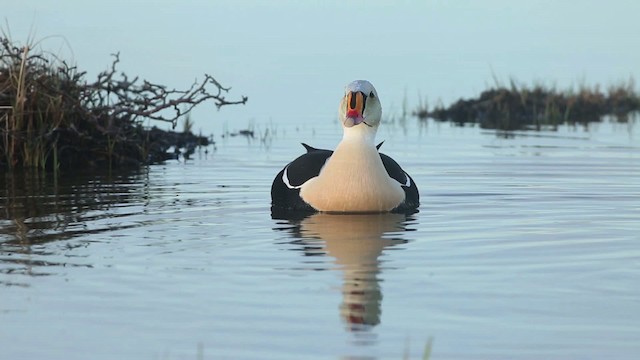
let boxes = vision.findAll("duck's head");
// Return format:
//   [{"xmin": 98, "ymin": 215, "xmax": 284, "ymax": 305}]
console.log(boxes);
[{"xmin": 338, "ymin": 80, "xmax": 382, "ymax": 131}]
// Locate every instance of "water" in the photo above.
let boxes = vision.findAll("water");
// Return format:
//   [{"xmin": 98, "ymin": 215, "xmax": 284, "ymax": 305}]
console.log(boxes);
[
  {"xmin": 1, "ymin": 117, "xmax": 639, "ymax": 359},
  {"xmin": 3, "ymin": 1, "xmax": 640, "ymax": 358}
]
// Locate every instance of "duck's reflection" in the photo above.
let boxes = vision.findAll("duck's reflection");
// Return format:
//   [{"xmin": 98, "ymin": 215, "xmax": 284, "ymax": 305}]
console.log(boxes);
[{"xmin": 274, "ymin": 211, "xmax": 414, "ymax": 332}]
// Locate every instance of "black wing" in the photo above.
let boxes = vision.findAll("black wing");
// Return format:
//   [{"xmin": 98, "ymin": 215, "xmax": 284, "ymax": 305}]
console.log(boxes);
[
  {"xmin": 271, "ymin": 144, "xmax": 333, "ymax": 212},
  {"xmin": 284, "ymin": 144, "xmax": 333, "ymax": 187},
  {"xmin": 379, "ymin": 152, "xmax": 420, "ymax": 213}
]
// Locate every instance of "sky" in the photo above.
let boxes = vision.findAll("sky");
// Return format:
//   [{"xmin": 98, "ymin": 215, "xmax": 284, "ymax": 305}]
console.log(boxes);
[{"xmin": 5, "ymin": 0, "xmax": 640, "ymax": 132}]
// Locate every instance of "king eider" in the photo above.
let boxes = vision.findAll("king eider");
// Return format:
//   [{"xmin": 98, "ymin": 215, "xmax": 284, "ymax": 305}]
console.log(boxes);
[{"xmin": 271, "ymin": 80, "xmax": 419, "ymax": 214}]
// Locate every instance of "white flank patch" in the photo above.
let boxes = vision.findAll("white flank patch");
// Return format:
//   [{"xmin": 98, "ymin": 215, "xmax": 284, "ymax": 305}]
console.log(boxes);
[
  {"xmin": 401, "ymin": 172, "xmax": 412, "ymax": 187},
  {"xmin": 282, "ymin": 166, "xmax": 302, "ymax": 189}
]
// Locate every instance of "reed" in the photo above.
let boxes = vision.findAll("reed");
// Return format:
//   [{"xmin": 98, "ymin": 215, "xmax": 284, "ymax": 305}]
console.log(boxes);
[
  {"xmin": 182, "ymin": 113, "xmax": 194, "ymax": 134},
  {"xmin": 403, "ymin": 337, "xmax": 434, "ymax": 360}
]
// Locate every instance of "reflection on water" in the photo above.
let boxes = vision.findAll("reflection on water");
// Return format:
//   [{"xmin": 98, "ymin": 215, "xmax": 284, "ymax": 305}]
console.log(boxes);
[
  {"xmin": 275, "ymin": 212, "xmax": 413, "ymax": 337},
  {"xmin": 1, "ymin": 170, "xmax": 147, "ymax": 243},
  {"xmin": 0, "ymin": 170, "xmax": 147, "ymax": 285}
]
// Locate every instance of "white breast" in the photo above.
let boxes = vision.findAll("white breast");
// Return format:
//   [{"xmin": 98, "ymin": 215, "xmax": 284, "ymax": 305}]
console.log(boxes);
[{"xmin": 299, "ymin": 140, "xmax": 404, "ymax": 213}]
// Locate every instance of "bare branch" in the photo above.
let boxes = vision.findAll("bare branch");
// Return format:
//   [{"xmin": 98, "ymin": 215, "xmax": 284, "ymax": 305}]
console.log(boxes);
[{"xmin": 82, "ymin": 54, "xmax": 247, "ymax": 128}]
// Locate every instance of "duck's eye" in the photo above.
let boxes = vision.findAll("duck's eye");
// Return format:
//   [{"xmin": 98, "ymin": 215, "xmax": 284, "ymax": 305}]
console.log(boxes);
[{"xmin": 369, "ymin": 92, "xmax": 375, "ymax": 98}]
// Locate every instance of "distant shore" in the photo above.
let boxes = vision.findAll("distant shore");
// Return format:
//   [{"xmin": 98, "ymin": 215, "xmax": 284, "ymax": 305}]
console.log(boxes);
[{"xmin": 414, "ymin": 78, "xmax": 640, "ymax": 130}]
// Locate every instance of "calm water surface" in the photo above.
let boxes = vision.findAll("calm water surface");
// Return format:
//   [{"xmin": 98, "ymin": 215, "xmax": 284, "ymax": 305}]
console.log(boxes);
[{"xmin": 1, "ymin": 118, "xmax": 639, "ymax": 359}]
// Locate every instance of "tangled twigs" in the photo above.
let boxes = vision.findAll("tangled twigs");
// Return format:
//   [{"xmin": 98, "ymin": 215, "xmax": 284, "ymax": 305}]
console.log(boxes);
[
  {"xmin": 0, "ymin": 36, "xmax": 247, "ymax": 170},
  {"xmin": 84, "ymin": 53, "xmax": 248, "ymax": 128}
]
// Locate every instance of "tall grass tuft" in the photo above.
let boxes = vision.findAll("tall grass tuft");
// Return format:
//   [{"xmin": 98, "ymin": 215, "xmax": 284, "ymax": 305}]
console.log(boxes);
[{"xmin": 0, "ymin": 40, "xmax": 71, "ymax": 170}]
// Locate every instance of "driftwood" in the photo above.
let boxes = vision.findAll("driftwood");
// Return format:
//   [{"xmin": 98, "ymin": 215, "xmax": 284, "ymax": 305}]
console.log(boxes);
[{"xmin": 0, "ymin": 36, "xmax": 247, "ymax": 170}]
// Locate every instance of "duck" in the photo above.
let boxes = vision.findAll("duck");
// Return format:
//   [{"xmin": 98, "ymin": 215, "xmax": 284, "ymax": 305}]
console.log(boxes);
[{"xmin": 271, "ymin": 80, "xmax": 419, "ymax": 214}]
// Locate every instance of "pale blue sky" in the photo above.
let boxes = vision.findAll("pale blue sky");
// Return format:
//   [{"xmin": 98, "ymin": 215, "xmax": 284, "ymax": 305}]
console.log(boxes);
[{"xmin": 6, "ymin": 1, "xmax": 640, "ymax": 131}]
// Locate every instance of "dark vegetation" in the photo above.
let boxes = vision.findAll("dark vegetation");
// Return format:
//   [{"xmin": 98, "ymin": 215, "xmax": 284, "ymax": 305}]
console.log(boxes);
[
  {"xmin": 414, "ymin": 78, "xmax": 640, "ymax": 130},
  {"xmin": 0, "ymin": 35, "xmax": 247, "ymax": 171}
]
